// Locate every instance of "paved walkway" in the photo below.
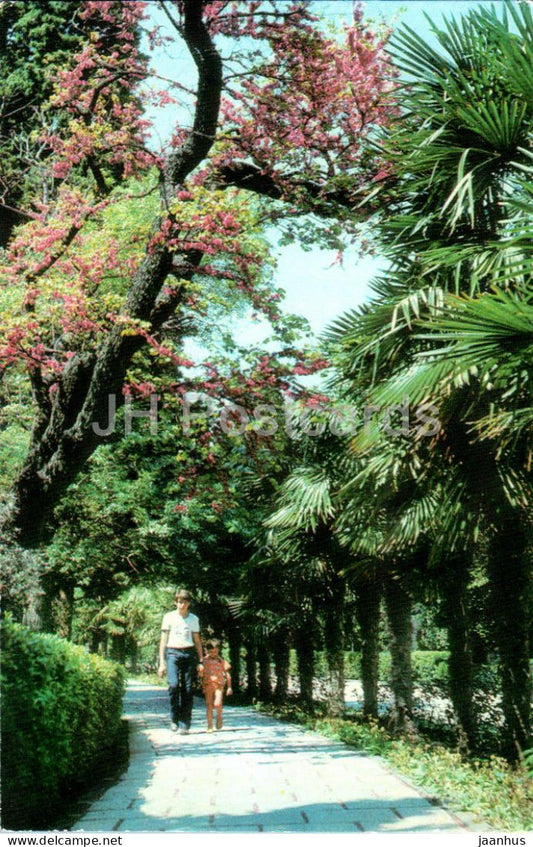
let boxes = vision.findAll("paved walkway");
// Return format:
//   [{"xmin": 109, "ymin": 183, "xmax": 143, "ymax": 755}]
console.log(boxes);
[{"xmin": 72, "ymin": 681, "xmax": 478, "ymax": 833}]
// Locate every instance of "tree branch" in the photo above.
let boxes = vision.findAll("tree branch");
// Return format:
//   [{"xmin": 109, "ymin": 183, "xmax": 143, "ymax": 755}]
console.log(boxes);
[
  {"xmin": 215, "ymin": 161, "xmax": 375, "ymax": 218},
  {"xmin": 163, "ymin": 0, "xmax": 223, "ymax": 194}
]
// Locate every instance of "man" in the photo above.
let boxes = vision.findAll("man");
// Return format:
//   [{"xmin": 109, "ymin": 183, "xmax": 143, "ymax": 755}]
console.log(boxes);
[{"xmin": 158, "ymin": 588, "xmax": 203, "ymax": 734}]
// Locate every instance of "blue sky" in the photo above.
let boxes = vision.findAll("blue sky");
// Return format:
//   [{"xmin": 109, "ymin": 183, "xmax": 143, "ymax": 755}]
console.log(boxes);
[
  {"xmin": 276, "ymin": 2, "xmax": 507, "ymax": 329},
  {"xmin": 147, "ymin": 0, "xmax": 506, "ymax": 345},
  {"xmin": 268, "ymin": 1, "xmax": 506, "ymax": 337}
]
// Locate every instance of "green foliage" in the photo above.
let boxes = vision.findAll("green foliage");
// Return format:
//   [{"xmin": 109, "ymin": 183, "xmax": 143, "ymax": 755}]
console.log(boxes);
[
  {"xmin": 413, "ymin": 604, "xmax": 448, "ymax": 651},
  {"xmin": 524, "ymin": 748, "xmax": 533, "ymax": 779},
  {"xmin": 0, "ymin": 1, "xmax": 85, "ymax": 242},
  {"xmin": 0, "ymin": 372, "xmax": 33, "ymax": 491},
  {"xmin": 410, "ymin": 651, "xmax": 450, "ymax": 687},
  {"xmin": 72, "ymin": 583, "xmax": 176, "ymax": 667},
  {"xmin": 0, "ymin": 536, "xmax": 44, "ymax": 620},
  {"xmin": 289, "ymin": 649, "xmax": 450, "ymax": 686},
  {"xmin": 387, "ymin": 743, "xmax": 533, "ymax": 832},
  {"xmin": 1, "ymin": 618, "xmax": 125, "ymax": 829}
]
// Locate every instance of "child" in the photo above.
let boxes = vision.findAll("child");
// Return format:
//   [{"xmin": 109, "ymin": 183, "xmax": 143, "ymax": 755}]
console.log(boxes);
[{"xmin": 201, "ymin": 638, "xmax": 232, "ymax": 732}]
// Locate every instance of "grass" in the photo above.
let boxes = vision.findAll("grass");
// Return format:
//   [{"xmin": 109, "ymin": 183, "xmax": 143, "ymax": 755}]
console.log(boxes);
[
  {"xmin": 256, "ymin": 702, "xmax": 533, "ymax": 832},
  {"xmin": 131, "ymin": 670, "xmax": 166, "ymax": 686}
]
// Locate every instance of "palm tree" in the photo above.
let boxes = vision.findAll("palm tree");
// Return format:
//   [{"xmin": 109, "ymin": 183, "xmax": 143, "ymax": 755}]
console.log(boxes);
[
  {"xmin": 325, "ymin": 1, "xmax": 533, "ymax": 759},
  {"xmin": 264, "ymin": 458, "xmax": 348, "ymax": 717},
  {"xmin": 265, "ymin": 419, "xmax": 416, "ymax": 724},
  {"xmin": 403, "ymin": 286, "xmax": 533, "ymax": 758},
  {"xmin": 335, "ymin": 419, "xmax": 480, "ymax": 741}
]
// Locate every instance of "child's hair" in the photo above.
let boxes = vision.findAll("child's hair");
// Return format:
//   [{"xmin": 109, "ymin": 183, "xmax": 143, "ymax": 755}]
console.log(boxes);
[{"xmin": 205, "ymin": 638, "xmax": 221, "ymax": 651}]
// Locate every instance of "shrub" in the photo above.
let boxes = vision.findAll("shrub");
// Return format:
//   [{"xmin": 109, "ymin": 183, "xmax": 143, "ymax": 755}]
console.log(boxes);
[
  {"xmin": 1, "ymin": 618, "xmax": 126, "ymax": 830},
  {"xmin": 411, "ymin": 651, "xmax": 449, "ymax": 686}
]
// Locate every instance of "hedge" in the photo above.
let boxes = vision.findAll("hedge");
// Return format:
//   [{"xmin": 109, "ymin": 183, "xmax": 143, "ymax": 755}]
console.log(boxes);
[{"xmin": 1, "ymin": 618, "xmax": 126, "ymax": 830}]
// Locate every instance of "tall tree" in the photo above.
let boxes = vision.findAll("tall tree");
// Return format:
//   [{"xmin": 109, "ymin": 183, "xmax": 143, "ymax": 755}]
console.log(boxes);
[
  {"xmin": 0, "ymin": 0, "xmax": 397, "ymax": 549},
  {"xmin": 328, "ymin": 1, "xmax": 533, "ymax": 759}
]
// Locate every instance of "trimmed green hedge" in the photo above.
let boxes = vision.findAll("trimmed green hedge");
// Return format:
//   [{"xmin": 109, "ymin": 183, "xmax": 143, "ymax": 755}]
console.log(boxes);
[
  {"xmin": 289, "ymin": 650, "xmax": 450, "ymax": 685},
  {"xmin": 1, "ymin": 618, "xmax": 126, "ymax": 830}
]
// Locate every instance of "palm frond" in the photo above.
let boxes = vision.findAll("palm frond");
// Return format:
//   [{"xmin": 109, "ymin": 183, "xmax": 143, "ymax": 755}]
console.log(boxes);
[
  {"xmin": 381, "ymin": 488, "xmax": 442, "ymax": 553},
  {"xmin": 417, "ymin": 289, "xmax": 533, "ymax": 361},
  {"xmin": 264, "ymin": 466, "xmax": 334, "ymax": 532}
]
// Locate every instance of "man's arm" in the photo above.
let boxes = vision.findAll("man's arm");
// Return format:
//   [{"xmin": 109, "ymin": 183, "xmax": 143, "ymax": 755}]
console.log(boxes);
[
  {"xmin": 158, "ymin": 629, "xmax": 169, "ymax": 677},
  {"xmin": 192, "ymin": 630, "xmax": 203, "ymax": 666}
]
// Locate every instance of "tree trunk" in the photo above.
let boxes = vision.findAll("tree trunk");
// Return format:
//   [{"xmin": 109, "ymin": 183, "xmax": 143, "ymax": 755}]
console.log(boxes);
[
  {"xmin": 488, "ymin": 512, "xmax": 532, "ymax": 762},
  {"xmin": 245, "ymin": 640, "xmax": 258, "ymax": 700},
  {"xmin": 22, "ymin": 592, "xmax": 47, "ymax": 631},
  {"xmin": 272, "ymin": 633, "xmax": 291, "ymax": 703},
  {"xmin": 324, "ymin": 571, "xmax": 345, "ymax": 717},
  {"xmin": 22, "ymin": 581, "xmax": 65, "ymax": 632},
  {"xmin": 258, "ymin": 648, "xmax": 272, "ymax": 701},
  {"xmin": 227, "ymin": 626, "xmax": 241, "ymax": 695},
  {"xmin": 90, "ymin": 612, "xmax": 107, "ymax": 655},
  {"xmin": 444, "ymin": 402, "xmax": 531, "ymax": 760},
  {"xmin": 54, "ymin": 586, "xmax": 74, "ymax": 639},
  {"xmin": 355, "ymin": 569, "xmax": 381, "ymax": 717},
  {"xmin": 129, "ymin": 640, "xmax": 138, "ymax": 674},
  {"xmin": 440, "ymin": 553, "xmax": 476, "ymax": 753},
  {"xmin": 294, "ymin": 626, "xmax": 315, "ymax": 709},
  {"xmin": 7, "ymin": 270, "xmax": 173, "ymax": 548},
  {"xmin": 384, "ymin": 571, "xmax": 415, "ymax": 736},
  {"xmin": 42, "ymin": 575, "xmax": 75, "ymax": 638},
  {"xmin": 110, "ymin": 633, "xmax": 126, "ymax": 664}
]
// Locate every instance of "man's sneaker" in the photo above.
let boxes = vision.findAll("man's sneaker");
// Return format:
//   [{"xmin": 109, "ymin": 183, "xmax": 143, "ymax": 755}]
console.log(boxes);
[
  {"xmin": 207, "ymin": 727, "xmax": 214, "ymax": 733},
  {"xmin": 171, "ymin": 722, "xmax": 178, "ymax": 732},
  {"xmin": 179, "ymin": 728, "xmax": 189, "ymax": 735}
]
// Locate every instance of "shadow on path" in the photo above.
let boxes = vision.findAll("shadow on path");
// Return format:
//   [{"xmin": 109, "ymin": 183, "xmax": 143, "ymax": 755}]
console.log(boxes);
[{"xmin": 71, "ymin": 680, "xmax": 477, "ymax": 833}]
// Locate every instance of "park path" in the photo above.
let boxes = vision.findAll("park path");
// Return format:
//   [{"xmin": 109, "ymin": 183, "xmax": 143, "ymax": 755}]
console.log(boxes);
[{"xmin": 72, "ymin": 680, "xmax": 479, "ymax": 833}]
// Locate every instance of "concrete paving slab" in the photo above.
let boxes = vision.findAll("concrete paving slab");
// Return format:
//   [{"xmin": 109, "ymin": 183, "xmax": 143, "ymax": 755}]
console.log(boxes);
[{"xmin": 71, "ymin": 680, "xmax": 477, "ymax": 833}]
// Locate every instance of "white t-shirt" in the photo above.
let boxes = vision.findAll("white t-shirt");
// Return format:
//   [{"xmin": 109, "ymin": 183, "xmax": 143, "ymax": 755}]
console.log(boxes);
[{"xmin": 161, "ymin": 610, "xmax": 200, "ymax": 648}]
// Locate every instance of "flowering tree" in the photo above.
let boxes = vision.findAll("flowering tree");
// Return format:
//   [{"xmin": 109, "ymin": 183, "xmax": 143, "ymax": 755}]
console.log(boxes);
[{"xmin": 0, "ymin": 0, "xmax": 397, "ymax": 547}]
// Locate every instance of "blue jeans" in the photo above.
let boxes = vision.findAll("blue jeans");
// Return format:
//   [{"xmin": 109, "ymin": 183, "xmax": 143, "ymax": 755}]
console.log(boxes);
[{"xmin": 166, "ymin": 648, "xmax": 196, "ymax": 729}]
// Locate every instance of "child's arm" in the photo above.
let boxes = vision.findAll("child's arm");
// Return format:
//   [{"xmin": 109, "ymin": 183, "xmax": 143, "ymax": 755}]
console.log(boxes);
[
  {"xmin": 198, "ymin": 654, "xmax": 206, "ymax": 677},
  {"xmin": 225, "ymin": 662, "xmax": 233, "ymax": 695}
]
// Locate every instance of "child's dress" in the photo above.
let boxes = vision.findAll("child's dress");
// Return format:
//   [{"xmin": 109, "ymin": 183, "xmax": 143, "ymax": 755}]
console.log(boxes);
[{"xmin": 202, "ymin": 655, "xmax": 231, "ymax": 692}]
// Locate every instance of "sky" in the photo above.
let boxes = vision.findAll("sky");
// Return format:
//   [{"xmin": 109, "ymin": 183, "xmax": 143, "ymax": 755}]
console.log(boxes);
[
  {"xmin": 146, "ymin": 0, "xmax": 507, "ymax": 345},
  {"xmin": 267, "ymin": 0, "xmax": 507, "ymax": 336}
]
